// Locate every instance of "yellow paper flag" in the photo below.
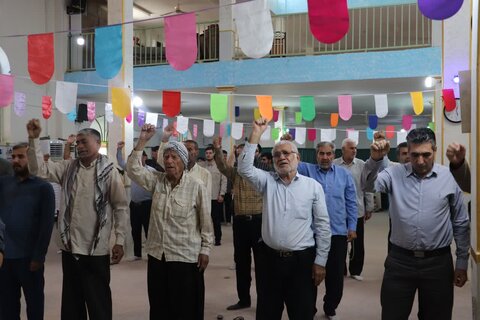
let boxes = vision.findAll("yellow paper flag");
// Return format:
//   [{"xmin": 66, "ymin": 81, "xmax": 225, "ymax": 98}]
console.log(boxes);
[
  {"xmin": 112, "ymin": 87, "xmax": 131, "ymax": 118},
  {"xmin": 256, "ymin": 95, "xmax": 273, "ymax": 121},
  {"xmin": 410, "ymin": 91, "xmax": 424, "ymax": 115},
  {"xmin": 253, "ymin": 108, "xmax": 261, "ymax": 120}
]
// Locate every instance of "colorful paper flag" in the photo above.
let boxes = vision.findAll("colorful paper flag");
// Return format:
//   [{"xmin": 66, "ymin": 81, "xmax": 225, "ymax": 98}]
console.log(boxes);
[
  {"xmin": 397, "ymin": 131, "xmax": 407, "ymax": 145},
  {"xmin": 385, "ymin": 125, "xmax": 395, "ymax": 139},
  {"xmin": 14, "ymin": 92, "xmax": 26, "ymax": 117},
  {"xmin": 162, "ymin": 91, "xmax": 181, "ymax": 117},
  {"xmin": 232, "ymin": 123, "xmax": 243, "ymax": 140},
  {"xmin": 145, "ymin": 112, "xmax": 158, "ymax": 127},
  {"xmin": 137, "ymin": 110, "xmax": 146, "ymax": 127},
  {"xmin": 410, "ymin": 92, "xmax": 424, "ymax": 115},
  {"xmin": 165, "ymin": 13, "xmax": 198, "ymax": 71},
  {"xmin": 300, "ymin": 96, "xmax": 316, "ymax": 121},
  {"xmin": 307, "ymin": 0, "xmax": 349, "ymax": 44},
  {"xmin": 368, "ymin": 115, "xmax": 378, "ymax": 129},
  {"xmin": 442, "ymin": 89, "xmax": 456, "ymax": 112},
  {"xmin": 55, "ymin": 81, "xmax": 78, "ymax": 114},
  {"xmin": 257, "ymin": 95, "xmax": 273, "ymax": 121},
  {"xmin": 105, "ymin": 103, "xmax": 113, "ymax": 123},
  {"xmin": 193, "ymin": 124, "xmax": 198, "ymax": 139},
  {"xmin": 42, "ymin": 96, "xmax": 52, "ymax": 119},
  {"xmin": 95, "ymin": 26, "xmax": 123, "ymax": 79},
  {"xmin": 210, "ymin": 94, "xmax": 228, "ymax": 123},
  {"xmin": 87, "ymin": 102, "xmax": 96, "ymax": 121},
  {"xmin": 28, "ymin": 33, "xmax": 54, "ymax": 84},
  {"xmin": 338, "ymin": 95, "xmax": 352, "ymax": 121},
  {"xmin": 176, "ymin": 116, "xmax": 189, "ymax": 134},
  {"xmin": 374, "ymin": 94, "xmax": 388, "ymax": 118},
  {"xmin": 330, "ymin": 113, "xmax": 339, "ymax": 127},
  {"xmin": 126, "ymin": 113, "xmax": 132, "ymax": 123},
  {"xmin": 203, "ymin": 119, "xmax": 215, "ymax": 137},
  {"xmin": 235, "ymin": 106, "xmax": 240, "ymax": 117},
  {"xmin": 366, "ymin": 127, "xmax": 374, "ymax": 141},
  {"xmin": 402, "ymin": 115, "xmax": 413, "ymax": 130},
  {"xmin": 271, "ymin": 128, "xmax": 280, "ymax": 140},
  {"xmin": 307, "ymin": 128, "xmax": 316, "ymax": 141},
  {"xmin": 0, "ymin": 74, "xmax": 14, "ymax": 108},
  {"xmin": 295, "ymin": 112, "xmax": 302, "ymax": 124},
  {"xmin": 260, "ymin": 126, "xmax": 271, "ymax": 141},
  {"xmin": 273, "ymin": 110, "xmax": 279, "ymax": 122},
  {"xmin": 295, "ymin": 128, "xmax": 306, "ymax": 145}
]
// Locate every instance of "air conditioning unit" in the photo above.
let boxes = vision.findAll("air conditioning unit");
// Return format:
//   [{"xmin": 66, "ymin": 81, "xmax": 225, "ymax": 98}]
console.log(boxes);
[
  {"xmin": 0, "ymin": 145, "xmax": 12, "ymax": 160},
  {"xmin": 39, "ymin": 140, "xmax": 66, "ymax": 161}
]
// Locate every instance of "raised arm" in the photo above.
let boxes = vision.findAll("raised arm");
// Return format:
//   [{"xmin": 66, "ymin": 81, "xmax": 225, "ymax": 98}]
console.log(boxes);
[
  {"xmin": 446, "ymin": 142, "xmax": 471, "ymax": 193},
  {"xmin": 361, "ymin": 131, "xmax": 390, "ymax": 193},
  {"xmin": 63, "ymin": 134, "xmax": 76, "ymax": 160},
  {"xmin": 213, "ymin": 136, "xmax": 236, "ymax": 180},
  {"xmin": 156, "ymin": 124, "xmax": 175, "ymax": 168}
]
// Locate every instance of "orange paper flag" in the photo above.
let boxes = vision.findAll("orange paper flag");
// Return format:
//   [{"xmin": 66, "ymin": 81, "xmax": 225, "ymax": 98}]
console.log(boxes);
[
  {"xmin": 256, "ymin": 95, "xmax": 273, "ymax": 121},
  {"xmin": 330, "ymin": 113, "xmax": 339, "ymax": 127}
]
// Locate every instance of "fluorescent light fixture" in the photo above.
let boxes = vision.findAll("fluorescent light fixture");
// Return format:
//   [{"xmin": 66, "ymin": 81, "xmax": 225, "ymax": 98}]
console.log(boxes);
[
  {"xmin": 76, "ymin": 36, "xmax": 85, "ymax": 46},
  {"xmin": 133, "ymin": 3, "xmax": 153, "ymax": 16},
  {"xmin": 424, "ymin": 76, "xmax": 434, "ymax": 88}
]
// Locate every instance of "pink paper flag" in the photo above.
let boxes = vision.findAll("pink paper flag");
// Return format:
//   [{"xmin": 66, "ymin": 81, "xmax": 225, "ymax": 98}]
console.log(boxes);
[
  {"xmin": 14, "ymin": 92, "xmax": 26, "ymax": 117},
  {"xmin": 273, "ymin": 110, "xmax": 279, "ymax": 122},
  {"xmin": 219, "ymin": 123, "xmax": 225, "ymax": 137},
  {"xmin": 165, "ymin": 13, "xmax": 198, "ymax": 71},
  {"xmin": 338, "ymin": 95, "xmax": 352, "ymax": 121},
  {"xmin": 0, "ymin": 74, "xmax": 14, "ymax": 108},
  {"xmin": 193, "ymin": 124, "xmax": 198, "ymax": 139},
  {"xmin": 402, "ymin": 115, "xmax": 413, "ymax": 130},
  {"xmin": 307, "ymin": 0, "xmax": 349, "ymax": 44},
  {"xmin": 307, "ymin": 128, "xmax": 316, "ymax": 141},
  {"xmin": 87, "ymin": 102, "xmax": 96, "ymax": 121},
  {"xmin": 442, "ymin": 89, "xmax": 456, "ymax": 112},
  {"xmin": 126, "ymin": 113, "xmax": 132, "ymax": 123},
  {"xmin": 42, "ymin": 96, "xmax": 52, "ymax": 120}
]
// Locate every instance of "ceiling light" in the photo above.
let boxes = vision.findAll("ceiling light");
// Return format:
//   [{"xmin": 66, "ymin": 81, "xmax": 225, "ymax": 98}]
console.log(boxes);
[
  {"xmin": 453, "ymin": 75, "xmax": 460, "ymax": 84},
  {"xmin": 424, "ymin": 76, "xmax": 434, "ymax": 88},
  {"xmin": 133, "ymin": 96, "xmax": 144, "ymax": 107},
  {"xmin": 76, "ymin": 36, "xmax": 85, "ymax": 46}
]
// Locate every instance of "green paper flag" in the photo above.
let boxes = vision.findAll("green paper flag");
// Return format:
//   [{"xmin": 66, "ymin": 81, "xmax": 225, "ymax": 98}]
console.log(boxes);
[
  {"xmin": 428, "ymin": 122, "xmax": 435, "ymax": 131},
  {"xmin": 300, "ymin": 96, "xmax": 316, "ymax": 121},
  {"xmin": 210, "ymin": 94, "xmax": 228, "ymax": 123},
  {"xmin": 295, "ymin": 112, "xmax": 302, "ymax": 124},
  {"xmin": 271, "ymin": 128, "xmax": 280, "ymax": 140}
]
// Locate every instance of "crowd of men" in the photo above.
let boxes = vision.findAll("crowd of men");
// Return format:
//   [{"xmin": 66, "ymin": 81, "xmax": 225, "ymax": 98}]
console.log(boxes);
[{"xmin": 0, "ymin": 117, "xmax": 471, "ymax": 320}]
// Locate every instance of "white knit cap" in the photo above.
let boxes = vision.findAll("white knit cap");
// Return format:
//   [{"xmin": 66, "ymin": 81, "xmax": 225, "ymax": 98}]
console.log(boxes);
[{"xmin": 164, "ymin": 141, "xmax": 188, "ymax": 169}]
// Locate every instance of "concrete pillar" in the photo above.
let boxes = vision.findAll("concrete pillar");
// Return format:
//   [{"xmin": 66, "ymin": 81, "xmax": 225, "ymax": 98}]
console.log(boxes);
[{"xmin": 219, "ymin": 0, "xmax": 235, "ymax": 61}]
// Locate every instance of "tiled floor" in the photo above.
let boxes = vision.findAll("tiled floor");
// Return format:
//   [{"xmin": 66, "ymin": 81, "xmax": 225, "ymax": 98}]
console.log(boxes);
[{"xmin": 23, "ymin": 211, "xmax": 471, "ymax": 319}]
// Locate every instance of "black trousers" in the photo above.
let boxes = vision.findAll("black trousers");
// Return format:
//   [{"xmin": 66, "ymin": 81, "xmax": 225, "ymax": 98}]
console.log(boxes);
[
  {"xmin": 0, "ymin": 258, "xmax": 45, "ymax": 320},
  {"xmin": 348, "ymin": 217, "xmax": 365, "ymax": 276},
  {"xmin": 148, "ymin": 255, "xmax": 205, "ymax": 320},
  {"xmin": 256, "ymin": 243, "xmax": 316, "ymax": 320},
  {"xmin": 223, "ymin": 193, "xmax": 233, "ymax": 223},
  {"xmin": 211, "ymin": 200, "xmax": 223, "ymax": 243},
  {"xmin": 322, "ymin": 235, "xmax": 347, "ymax": 317},
  {"xmin": 129, "ymin": 200, "xmax": 152, "ymax": 257},
  {"xmin": 61, "ymin": 252, "xmax": 112, "ymax": 320},
  {"xmin": 232, "ymin": 214, "xmax": 262, "ymax": 305},
  {"xmin": 381, "ymin": 248, "xmax": 454, "ymax": 320}
]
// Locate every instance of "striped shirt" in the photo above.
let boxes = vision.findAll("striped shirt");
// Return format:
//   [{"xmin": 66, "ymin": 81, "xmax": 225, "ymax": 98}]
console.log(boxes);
[{"xmin": 127, "ymin": 150, "xmax": 213, "ymax": 263}]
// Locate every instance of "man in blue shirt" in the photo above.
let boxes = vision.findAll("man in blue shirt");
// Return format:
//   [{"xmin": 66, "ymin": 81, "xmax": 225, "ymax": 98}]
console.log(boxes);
[
  {"xmin": 295, "ymin": 139, "xmax": 357, "ymax": 319},
  {"xmin": 0, "ymin": 143, "xmax": 55, "ymax": 320}
]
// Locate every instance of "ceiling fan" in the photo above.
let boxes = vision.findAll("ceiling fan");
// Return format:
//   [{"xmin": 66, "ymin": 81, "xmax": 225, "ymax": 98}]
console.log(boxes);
[{"xmin": 161, "ymin": 1, "xmax": 188, "ymax": 16}]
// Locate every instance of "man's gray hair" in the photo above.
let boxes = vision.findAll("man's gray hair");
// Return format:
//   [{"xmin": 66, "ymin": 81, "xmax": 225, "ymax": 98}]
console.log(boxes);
[
  {"xmin": 272, "ymin": 140, "xmax": 299, "ymax": 155},
  {"xmin": 12, "ymin": 142, "xmax": 29, "ymax": 150},
  {"xmin": 77, "ymin": 128, "xmax": 101, "ymax": 143},
  {"xmin": 341, "ymin": 138, "xmax": 357, "ymax": 148},
  {"xmin": 316, "ymin": 141, "xmax": 335, "ymax": 152}
]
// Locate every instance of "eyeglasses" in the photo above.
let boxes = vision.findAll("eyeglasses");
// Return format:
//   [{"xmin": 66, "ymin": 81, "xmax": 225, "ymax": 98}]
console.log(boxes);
[{"xmin": 273, "ymin": 150, "xmax": 297, "ymax": 158}]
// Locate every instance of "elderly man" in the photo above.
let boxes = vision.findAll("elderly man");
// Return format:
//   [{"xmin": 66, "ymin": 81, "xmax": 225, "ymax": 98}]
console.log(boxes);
[
  {"xmin": 26, "ymin": 119, "xmax": 128, "ymax": 320},
  {"xmin": 127, "ymin": 123, "xmax": 213, "ymax": 320},
  {"xmin": 363, "ymin": 128, "xmax": 470, "ymax": 320},
  {"xmin": 333, "ymin": 138, "xmax": 374, "ymax": 281},
  {"xmin": 0, "ymin": 143, "xmax": 55, "ymax": 320},
  {"xmin": 238, "ymin": 118, "xmax": 331, "ymax": 320}
]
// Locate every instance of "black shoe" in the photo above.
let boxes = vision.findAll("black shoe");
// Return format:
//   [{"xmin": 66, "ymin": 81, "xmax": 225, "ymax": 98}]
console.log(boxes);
[
  {"xmin": 226, "ymin": 302, "xmax": 250, "ymax": 310},
  {"xmin": 215, "ymin": 241, "xmax": 221, "ymax": 246}
]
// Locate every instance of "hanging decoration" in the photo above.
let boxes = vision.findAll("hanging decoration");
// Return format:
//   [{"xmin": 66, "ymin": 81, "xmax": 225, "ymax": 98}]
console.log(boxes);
[
  {"xmin": 256, "ymin": 95, "xmax": 273, "ymax": 121},
  {"xmin": 210, "ymin": 94, "xmax": 229, "ymax": 123},
  {"xmin": 271, "ymin": 127, "xmax": 280, "ymax": 140},
  {"xmin": 42, "ymin": 96, "xmax": 52, "ymax": 119},
  {"xmin": 235, "ymin": 106, "xmax": 240, "ymax": 117},
  {"xmin": 165, "ymin": 13, "xmax": 198, "ymax": 71},
  {"xmin": 260, "ymin": 125, "xmax": 271, "ymax": 141},
  {"xmin": 162, "ymin": 118, "xmax": 169, "ymax": 130},
  {"xmin": 307, "ymin": 0, "xmax": 349, "ymax": 44},
  {"xmin": 162, "ymin": 91, "xmax": 181, "ymax": 117},
  {"xmin": 330, "ymin": 113, "xmax": 339, "ymax": 127},
  {"xmin": 321, "ymin": 128, "xmax": 336, "ymax": 142},
  {"xmin": 145, "ymin": 112, "xmax": 158, "ymax": 127},
  {"xmin": 219, "ymin": 123, "xmax": 225, "ymax": 137},
  {"xmin": 442, "ymin": 89, "xmax": 456, "ymax": 112},
  {"xmin": 193, "ymin": 124, "xmax": 198, "ymax": 139},
  {"xmin": 366, "ymin": 127, "xmax": 374, "ymax": 141},
  {"xmin": 418, "ymin": 0, "xmax": 464, "ymax": 20},
  {"xmin": 273, "ymin": 110, "xmax": 279, "ymax": 122},
  {"xmin": 289, "ymin": 128, "xmax": 296, "ymax": 140},
  {"xmin": 300, "ymin": 96, "xmax": 316, "ymax": 121},
  {"xmin": 67, "ymin": 110, "xmax": 77, "ymax": 122},
  {"xmin": 28, "ymin": 33, "xmax": 54, "ymax": 85},
  {"xmin": 233, "ymin": 0, "xmax": 274, "ymax": 59},
  {"xmin": 402, "ymin": 115, "xmax": 413, "ymax": 130},
  {"xmin": 307, "ymin": 128, "xmax": 316, "ymax": 141},
  {"xmin": 0, "ymin": 74, "xmax": 14, "ymax": 108},
  {"xmin": 397, "ymin": 131, "xmax": 407, "ymax": 145},
  {"xmin": 203, "ymin": 119, "xmax": 215, "ymax": 137},
  {"xmin": 374, "ymin": 94, "xmax": 388, "ymax": 118},
  {"xmin": 87, "ymin": 101, "xmax": 96, "ymax": 121},
  {"xmin": 368, "ymin": 115, "xmax": 378, "ymax": 129},
  {"xmin": 338, "ymin": 95, "xmax": 352, "ymax": 121},
  {"xmin": 105, "ymin": 103, "xmax": 114, "ymax": 123},
  {"xmin": 112, "ymin": 87, "xmax": 131, "ymax": 118},
  {"xmin": 253, "ymin": 107, "xmax": 261, "ymax": 120},
  {"xmin": 95, "ymin": 26, "xmax": 123, "ymax": 79},
  {"xmin": 137, "ymin": 110, "xmax": 146, "ymax": 127},
  {"xmin": 55, "ymin": 81, "xmax": 78, "ymax": 114},
  {"xmin": 176, "ymin": 116, "xmax": 189, "ymax": 134},
  {"xmin": 126, "ymin": 113, "xmax": 132, "ymax": 123},
  {"xmin": 347, "ymin": 129, "xmax": 359, "ymax": 145},
  {"xmin": 410, "ymin": 91, "xmax": 424, "ymax": 115},
  {"xmin": 295, "ymin": 112, "xmax": 302, "ymax": 124},
  {"xmin": 428, "ymin": 122, "xmax": 435, "ymax": 131},
  {"xmin": 14, "ymin": 92, "xmax": 26, "ymax": 117},
  {"xmin": 232, "ymin": 122, "xmax": 243, "ymax": 140},
  {"xmin": 295, "ymin": 127, "xmax": 306, "ymax": 144},
  {"xmin": 385, "ymin": 125, "xmax": 395, "ymax": 139}
]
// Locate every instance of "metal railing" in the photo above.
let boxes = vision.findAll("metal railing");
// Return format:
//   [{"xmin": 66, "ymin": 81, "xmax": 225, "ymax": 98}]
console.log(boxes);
[{"xmin": 67, "ymin": 3, "xmax": 432, "ymax": 71}]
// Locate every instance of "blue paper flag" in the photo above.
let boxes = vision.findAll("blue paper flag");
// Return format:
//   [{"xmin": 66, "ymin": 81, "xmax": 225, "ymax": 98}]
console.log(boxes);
[
  {"xmin": 67, "ymin": 110, "xmax": 77, "ymax": 122},
  {"xmin": 368, "ymin": 115, "xmax": 378, "ymax": 129},
  {"xmin": 226, "ymin": 123, "xmax": 231, "ymax": 136},
  {"xmin": 95, "ymin": 25, "xmax": 123, "ymax": 79},
  {"xmin": 366, "ymin": 127, "xmax": 374, "ymax": 140},
  {"xmin": 289, "ymin": 128, "xmax": 296, "ymax": 140},
  {"xmin": 235, "ymin": 106, "xmax": 240, "ymax": 117}
]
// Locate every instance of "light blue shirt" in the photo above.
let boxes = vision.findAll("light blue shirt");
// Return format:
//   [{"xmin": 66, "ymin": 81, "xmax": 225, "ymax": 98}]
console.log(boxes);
[
  {"xmin": 362, "ymin": 158, "xmax": 470, "ymax": 270},
  {"xmin": 238, "ymin": 142, "xmax": 331, "ymax": 266},
  {"xmin": 297, "ymin": 162, "xmax": 358, "ymax": 236}
]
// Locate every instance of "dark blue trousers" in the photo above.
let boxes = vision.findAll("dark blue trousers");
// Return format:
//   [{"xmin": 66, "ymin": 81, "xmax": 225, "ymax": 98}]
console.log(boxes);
[{"xmin": 0, "ymin": 258, "xmax": 45, "ymax": 320}]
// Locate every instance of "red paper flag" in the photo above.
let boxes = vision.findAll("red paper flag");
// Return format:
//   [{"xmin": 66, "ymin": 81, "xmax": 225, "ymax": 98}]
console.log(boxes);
[
  {"xmin": 307, "ymin": 128, "xmax": 316, "ymax": 141},
  {"xmin": 442, "ymin": 89, "xmax": 456, "ymax": 112},
  {"xmin": 28, "ymin": 33, "xmax": 54, "ymax": 85},
  {"xmin": 42, "ymin": 96, "xmax": 52, "ymax": 119},
  {"xmin": 385, "ymin": 125, "xmax": 395, "ymax": 139},
  {"xmin": 162, "ymin": 91, "xmax": 181, "ymax": 117}
]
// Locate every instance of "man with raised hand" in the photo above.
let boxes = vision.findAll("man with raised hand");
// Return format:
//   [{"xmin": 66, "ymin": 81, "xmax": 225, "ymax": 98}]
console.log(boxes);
[{"xmin": 238, "ymin": 117, "xmax": 331, "ymax": 320}]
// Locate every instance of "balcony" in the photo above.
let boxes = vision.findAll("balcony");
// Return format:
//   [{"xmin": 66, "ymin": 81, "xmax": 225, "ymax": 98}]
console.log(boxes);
[{"xmin": 67, "ymin": 3, "xmax": 432, "ymax": 72}]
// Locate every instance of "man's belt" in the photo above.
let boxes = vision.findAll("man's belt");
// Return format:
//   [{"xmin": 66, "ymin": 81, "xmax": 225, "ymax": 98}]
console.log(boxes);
[
  {"xmin": 390, "ymin": 243, "xmax": 450, "ymax": 258},
  {"xmin": 234, "ymin": 214, "xmax": 262, "ymax": 221}
]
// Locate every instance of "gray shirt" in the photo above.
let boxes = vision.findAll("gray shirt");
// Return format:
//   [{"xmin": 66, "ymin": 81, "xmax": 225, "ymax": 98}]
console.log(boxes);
[
  {"xmin": 238, "ymin": 142, "xmax": 331, "ymax": 266},
  {"xmin": 362, "ymin": 158, "xmax": 470, "ymax": 270}
]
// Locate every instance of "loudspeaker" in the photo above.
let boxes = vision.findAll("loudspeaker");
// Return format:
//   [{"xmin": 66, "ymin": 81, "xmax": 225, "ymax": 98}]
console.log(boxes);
[
  {"xmin": 67, "ymin": 0, "xmax": 86, "ymax": 15},
  {"xmin": 76, "ymin": 103, "xmax": 88, "ymax": 122}
]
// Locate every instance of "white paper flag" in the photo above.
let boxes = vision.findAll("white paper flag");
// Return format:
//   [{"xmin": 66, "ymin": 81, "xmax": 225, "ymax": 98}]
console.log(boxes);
[
  {"xmin": 408, "ymin": 124, "xmax": 417, "ymax": 133},
  {"xmin": 163, "ymin": 118, "xmax": 169, "ymax": 130},
  {"xmin": 233, "ymin": 0, "xmax": 274, "ymax": 59},
  {"xmin": 231, "ymin": 122, "xmax": 243, "ymax": 140},
  {"xmin": 295, "ymin": 127, "xmax": 306, "ymax": 145},
  {"xmin": 374, "ymin": 94, "xmax": 388, "ymax": 118},
  {"xmin": 55, "ymin": 81, "xmax": 78, "ymax": 114},
  {"xmin": 203, "ymin": 119, "xmax": 215, "ymax": 137},
  {"xmin": 176, "ymin": 116, "xmax": 189, "ymax": 134},
  {"xmin": 397, "ymin": 131, "xmax": 407, "ymax": 145},
  {"xmin": 321, "ymin": 129, "xmax": 336, "ymax": 142},
  {"xmin": 347, "ymin": 130, "xmax": 359, "ymax": 145},
  {"xmin": 260, "ymin": 125, "xmax": 271, "ymax": 141},
  {"xmin": 105, "ymin": 103, "xmax": 113, "ymax": 123},
  {"xmin": 145, "ymin": 112, "xmax": 158, "ymax": 127}
]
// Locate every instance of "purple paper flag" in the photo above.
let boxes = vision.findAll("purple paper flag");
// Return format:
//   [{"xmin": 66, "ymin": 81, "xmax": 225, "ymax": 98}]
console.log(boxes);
[
  {"xmin": 138, "ymin": 110, "xmax": 146, "ymax": 127},
  {"xmin": 14, "ymin": 92, "xmax": 26, "ymax": 116},
  {"xmin": 418, "ymin": 0, "xmax": 464, "ymax": 20}
]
